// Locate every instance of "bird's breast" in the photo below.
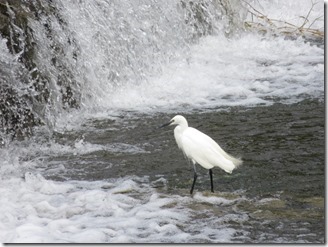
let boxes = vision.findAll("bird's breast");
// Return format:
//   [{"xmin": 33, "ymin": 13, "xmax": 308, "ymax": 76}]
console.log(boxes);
[{"xmin": 174, "ymin": 126, "xmax": 185, "ymax": 150}]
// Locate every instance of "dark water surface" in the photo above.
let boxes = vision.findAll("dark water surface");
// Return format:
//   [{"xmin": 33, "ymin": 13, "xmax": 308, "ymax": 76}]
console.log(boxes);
[{"xmin": 41, "ymin": 99, "xmax": 324, "ymax": 243}]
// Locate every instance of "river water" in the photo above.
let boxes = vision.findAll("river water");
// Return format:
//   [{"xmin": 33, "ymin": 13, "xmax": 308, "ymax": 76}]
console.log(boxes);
[
  {"xmin": 30, "ymin": 99, "xmax": 326, "ymax": 243},
  {"xmin": 0, "ymin": 99, "xmax": 324, "ymax": 243},
  {"xmin": 0, "ymin": 0, "xmax": 324, "ymax": 244}
]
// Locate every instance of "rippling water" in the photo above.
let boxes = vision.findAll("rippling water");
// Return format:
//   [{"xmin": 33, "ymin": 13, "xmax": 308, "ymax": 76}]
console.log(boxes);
[{"xmin": 1, "ymin": 99, "xmax": 324, "ymax": 243}]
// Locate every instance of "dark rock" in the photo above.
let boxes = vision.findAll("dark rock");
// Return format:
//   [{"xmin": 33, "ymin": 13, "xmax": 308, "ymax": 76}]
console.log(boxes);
[{"xmin": 0, "ymin": 0, "xmax": 80, "ymax": 142}]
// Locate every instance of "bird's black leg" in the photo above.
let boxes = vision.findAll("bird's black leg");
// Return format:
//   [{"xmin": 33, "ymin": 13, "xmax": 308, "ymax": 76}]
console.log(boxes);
[
  {"xmin": 209, "ymin": 169, "xmax": 214, "ymax": 193},
  {"xmin": 190, "ymin": 163, "xmax": 197, "ymax": 195},
  {"xmin": 190, "ymin": 172, "xmax": 197, "ymax": 195}
]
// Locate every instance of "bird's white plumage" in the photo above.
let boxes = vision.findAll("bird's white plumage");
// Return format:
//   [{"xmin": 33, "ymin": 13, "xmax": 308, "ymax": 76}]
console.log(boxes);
[{"xmin": 170, "ymin": 115, "xmax": 242, "ymax": 173}]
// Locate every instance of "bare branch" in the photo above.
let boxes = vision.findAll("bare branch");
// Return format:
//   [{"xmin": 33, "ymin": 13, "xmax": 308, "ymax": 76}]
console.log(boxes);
[{"xmin": 242, "ymin": 0, "xmax": 323, "ymax": 38}]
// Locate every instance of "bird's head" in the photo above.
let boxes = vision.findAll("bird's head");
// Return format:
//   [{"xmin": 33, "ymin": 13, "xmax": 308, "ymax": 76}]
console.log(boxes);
[{"xmin": 160, "ymin": 115, "xmax": 188, "ymax": 128}]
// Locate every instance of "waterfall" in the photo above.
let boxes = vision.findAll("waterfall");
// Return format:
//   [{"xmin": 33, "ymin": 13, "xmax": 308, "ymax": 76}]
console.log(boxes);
[{"xmin": 0, "ymin": 0, "xmax": 246, "ymax": 142}]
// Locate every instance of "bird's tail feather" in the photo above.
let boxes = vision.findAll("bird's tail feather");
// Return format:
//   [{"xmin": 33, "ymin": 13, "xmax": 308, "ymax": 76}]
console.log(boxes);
[
  {"xmin": 231, "ymin": 155, "xmax": 243, "ymax": 168},
  {"xmin": 221, "ymin": 152, "xmax": 242, "ymax": 173}
]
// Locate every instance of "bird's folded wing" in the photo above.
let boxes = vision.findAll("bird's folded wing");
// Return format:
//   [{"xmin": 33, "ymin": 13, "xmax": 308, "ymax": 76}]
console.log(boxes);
[{"xmin": 181, "ymin": 128, "xmax": 237, "ymax": 173}]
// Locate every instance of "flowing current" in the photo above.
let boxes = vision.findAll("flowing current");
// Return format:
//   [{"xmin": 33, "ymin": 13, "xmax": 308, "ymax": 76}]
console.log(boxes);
[{"xmin": 0, "ymin": 0, "xmax": 324, "ymax": 243}]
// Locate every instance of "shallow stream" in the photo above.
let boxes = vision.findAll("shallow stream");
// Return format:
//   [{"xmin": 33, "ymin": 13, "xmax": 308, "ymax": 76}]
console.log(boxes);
[{"xmin": 3, "ymin": 99, "xmax": 322, "ymax": 243}]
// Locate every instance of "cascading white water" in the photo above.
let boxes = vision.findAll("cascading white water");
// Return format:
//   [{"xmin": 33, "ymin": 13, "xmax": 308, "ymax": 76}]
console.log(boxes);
[
  {"xmin": 0, "ymin": 0, "xmax": 246, "ymax": 137},
  {"xmin": 1, "ymin": 0, "xmax": 248, "ymax": 140},
  {"xmin": 32, "ymin": 0, "xmax": 323, "ymax": 115},
  {"xmin": 32, "ymin": 0, "xmax": 247, "ymax": 110}
]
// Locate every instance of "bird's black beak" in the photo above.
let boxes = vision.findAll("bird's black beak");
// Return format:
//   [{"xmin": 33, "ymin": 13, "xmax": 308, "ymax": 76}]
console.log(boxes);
[{"xmin": 159, "ymin": 119, "xmax": 173, "ymax": 128}]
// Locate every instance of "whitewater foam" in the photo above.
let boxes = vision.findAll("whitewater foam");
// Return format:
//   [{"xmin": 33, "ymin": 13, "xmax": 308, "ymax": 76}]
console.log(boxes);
[
  {"xmin": 0, "ymin": 172, "xmax": 245, "ymax": 243},
  {"xmin": 29, "ymin": 0, "xmax": 323, "ymax": 117},
  {"xmin": 105, "ymin": 34, "xmax": 323, "ymax": 113}
]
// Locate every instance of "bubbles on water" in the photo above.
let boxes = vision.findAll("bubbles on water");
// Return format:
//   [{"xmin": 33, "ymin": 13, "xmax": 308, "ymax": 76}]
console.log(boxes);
[
  {"xmin": 0, "ymin": 173, "xmax": 250, "ymax": 243},
  {"xmin": 105, "ymin": 34, "xmax": 323, "ymax": 113}
]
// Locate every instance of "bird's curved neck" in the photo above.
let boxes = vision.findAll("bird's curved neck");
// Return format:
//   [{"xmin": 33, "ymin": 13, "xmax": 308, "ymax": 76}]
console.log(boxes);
[
  {"xmin": 175, "ymin": 122, "xmax": 188, "ymax": 132},
  {"xmin": 180, "ymin": 118, "xmax": 188, "ymax": 129}
]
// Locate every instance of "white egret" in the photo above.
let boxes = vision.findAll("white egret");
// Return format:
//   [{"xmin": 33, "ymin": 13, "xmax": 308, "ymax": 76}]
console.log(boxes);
[{"xmin": 161, "ymin": 115, "xmax": 242, "ymax": 194}]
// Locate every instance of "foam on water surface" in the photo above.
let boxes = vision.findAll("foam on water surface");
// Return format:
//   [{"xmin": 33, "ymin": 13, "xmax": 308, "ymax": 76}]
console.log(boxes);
[
  {"xmin": 0, "ymin": 172, "xmax": 247, "ymax": 243},
  {"xmin": 106, "ymin": 34, "xmax": 323, "ymax": 113}
]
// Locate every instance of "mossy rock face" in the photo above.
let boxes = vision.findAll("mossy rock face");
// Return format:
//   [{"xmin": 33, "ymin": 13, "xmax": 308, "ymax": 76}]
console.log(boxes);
[
  {"xmin": 0, "ymin": 84, "xmax": 39, "ymax": 141},
  {"xmin": 0, "ymin": 10, "xmax": 9, "ymax": 35},
  {"xmin": 0, "ymin": 1, "xmax": 79, "ymax": 142},
  {"xmin": 0, "ymin": 1, "xmax": 44, "ymax": 140}
]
